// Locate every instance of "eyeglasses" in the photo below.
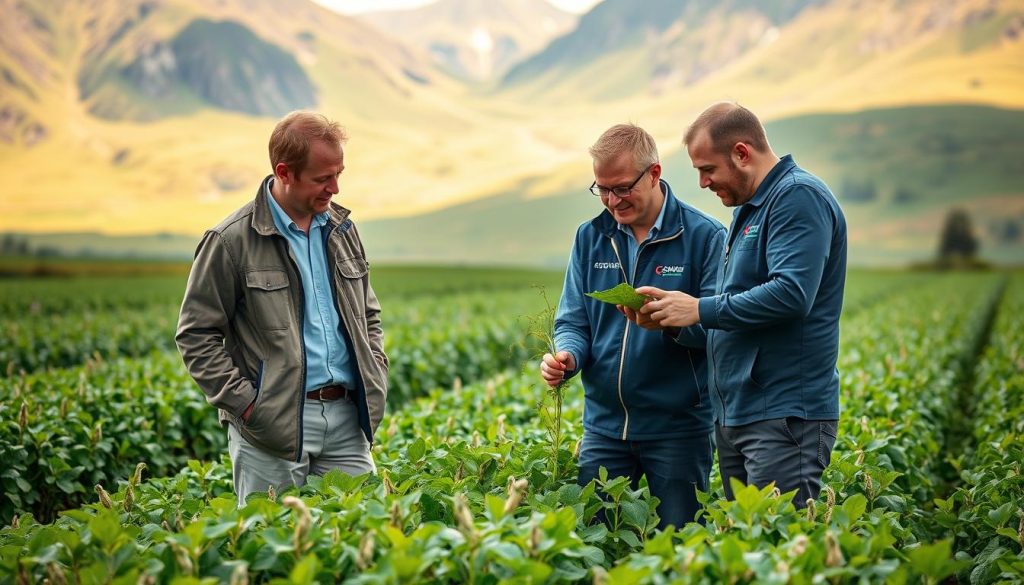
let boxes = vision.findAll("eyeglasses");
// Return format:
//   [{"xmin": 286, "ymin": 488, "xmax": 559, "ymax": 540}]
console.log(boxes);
[{"xmin": 589, "ymin": 164, "xmax": 654, "ymax": 197}]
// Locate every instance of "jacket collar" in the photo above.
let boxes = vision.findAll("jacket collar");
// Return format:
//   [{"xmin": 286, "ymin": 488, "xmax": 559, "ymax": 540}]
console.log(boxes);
[
  {"xmin": 592, "ymin": 179, "xmax": 684, "ymax": 239},
  {"xmin": 747, "ymin": 154, "xmax": 796, "ymax": 207},
  {"xmin": 251, "ymin": 175, "xmax": 352, "ymax": 236}
]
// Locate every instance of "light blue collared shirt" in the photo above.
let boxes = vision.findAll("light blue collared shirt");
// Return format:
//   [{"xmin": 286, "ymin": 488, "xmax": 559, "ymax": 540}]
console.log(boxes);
[
  {"xmin": 266, "ymin": 182, "xmax": 355, "ymax": 391},
  {"xmin": 617, "ymin": 185, "xmax": 669, "ymax": 269}
]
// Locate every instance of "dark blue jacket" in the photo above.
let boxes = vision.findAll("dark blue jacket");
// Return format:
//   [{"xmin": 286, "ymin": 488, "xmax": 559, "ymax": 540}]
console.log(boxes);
[
  {"xmin": 697, "ymin": 156, "xmax": 847, "ymax": 426},
  {"xmin": 555, "ymin": 181, "xmax": 726, "ymax": 440}
]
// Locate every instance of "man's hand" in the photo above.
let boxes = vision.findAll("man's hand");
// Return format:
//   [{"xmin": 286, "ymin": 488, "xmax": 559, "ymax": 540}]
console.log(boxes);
[
  {"xmin": 540, "ymin": 351, "xmax": 576, "ymax": 387},
  {"xmin": 619, "ymin": 304, "xmax": 663, "ymax": 331},
  {"xmin": 636, "ymin": 285, "xmax": 701, "ymax": 328}
]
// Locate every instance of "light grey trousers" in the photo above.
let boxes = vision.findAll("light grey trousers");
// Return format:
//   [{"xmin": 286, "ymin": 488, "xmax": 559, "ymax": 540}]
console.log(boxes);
[{"xmin": 227, "ymin": 397, "xmax": 375, "ymax": 505}]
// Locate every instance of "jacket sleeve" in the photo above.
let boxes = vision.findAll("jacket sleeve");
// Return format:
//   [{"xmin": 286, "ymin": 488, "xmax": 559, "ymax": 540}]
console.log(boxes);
[
  {"xmin": 175, "ymin": 231, "xmax": 255, "ymax": 417},
  {"xmin": 698, "ymin": 186, "xmax": 833, "ymax": 331},
  {"xmin": 672, "ymin": 225, "xmax": 726, "ymax": 347},
  {"xmin": 553, "ymin": 227, "xmax": 591, "ymax": 377}
]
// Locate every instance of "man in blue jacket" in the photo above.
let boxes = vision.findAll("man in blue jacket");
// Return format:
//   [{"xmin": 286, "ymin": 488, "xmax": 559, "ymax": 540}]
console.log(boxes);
[
  {"xmin": 633, "ymin": 102, "xmax": 847, "ymax": 507},
  {"xmin": 540, "ymin": 123, "xmax": 725, "ymax": 528}
]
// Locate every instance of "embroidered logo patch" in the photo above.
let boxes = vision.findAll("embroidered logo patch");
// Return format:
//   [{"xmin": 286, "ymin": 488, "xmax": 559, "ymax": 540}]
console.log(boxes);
[
  {"xmin": 655, "ymin": 265, "xmax": 685, "ymax": 276},
  {"xmin": 593, "ymin": 262, "xmax": 621, "ymax": 270},
  {"xmin": 743, "ymin": 224, "xmax": 760, "ymax": 239}
]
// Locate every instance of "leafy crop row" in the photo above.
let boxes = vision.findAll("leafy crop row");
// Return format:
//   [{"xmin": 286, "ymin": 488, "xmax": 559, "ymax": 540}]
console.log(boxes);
[
  {"xmin": 0, "ymin": 269, "xmax": 562, "ymax": 375},
  {"xmin": 3, "ymin": 273, "xmax": 1020, "ymax": 583},
  {"xmin": 0, "ymin": 286, "xmax": 556, "ymax": 525},
  {"xmin": 932, "ymin": 276, "xmax": 1024, "ymax": 583}
]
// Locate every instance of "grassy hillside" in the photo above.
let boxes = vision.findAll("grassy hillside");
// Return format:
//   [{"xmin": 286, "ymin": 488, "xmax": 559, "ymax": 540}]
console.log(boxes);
[
  {"xmin": 8, "ymin": 105, "xmax": 1022, "ymax": 266},
  {"xmin": 1, "ymin": 0, "xmax": 1022, "ymax": 266},
  {"xmin": 501, "ymin": 0, "xmax": 1024, "ymax": 112},
  {"xmin": 0, "ymin": 0, "xmax": 574, "ymax": 234},
  {"xmin": 360, "ymin": 104, "xmax": 1024, "ymax": 267}
]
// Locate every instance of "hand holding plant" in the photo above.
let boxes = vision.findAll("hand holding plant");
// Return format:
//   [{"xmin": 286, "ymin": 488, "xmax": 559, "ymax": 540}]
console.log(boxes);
[{"xmin": 527, "ymin": 287, "xmax": 570, "ymax": 481}]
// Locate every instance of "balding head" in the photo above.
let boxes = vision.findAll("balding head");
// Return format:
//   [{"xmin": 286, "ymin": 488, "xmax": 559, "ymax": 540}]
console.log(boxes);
[{"xmin": 683, "ymin": 102, "xmax": 770, "ymax": 156}]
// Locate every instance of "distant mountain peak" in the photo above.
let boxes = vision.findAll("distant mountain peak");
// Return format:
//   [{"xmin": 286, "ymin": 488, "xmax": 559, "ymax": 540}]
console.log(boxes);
[
  {"xmin": 359, "ymin": 0, "xmax": 577, "ymax": 80},
  {"xmin": 79, "ymin": 18, "xmax": 316, "ymax": 120}
]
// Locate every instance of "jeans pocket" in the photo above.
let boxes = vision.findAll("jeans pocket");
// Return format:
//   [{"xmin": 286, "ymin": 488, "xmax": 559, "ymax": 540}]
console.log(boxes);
[
  {"xmin": 780, "ymin": 417, "xmax": 801, "ymax": 447},
  {"xmin": 818, "ymin": 421, "xmax": 838, "ymax": 468}
]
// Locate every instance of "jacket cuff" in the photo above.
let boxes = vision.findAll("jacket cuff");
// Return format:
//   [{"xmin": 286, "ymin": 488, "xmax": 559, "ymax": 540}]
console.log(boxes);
[{"xmin": 698, "ymin": 296, "xmax": 721, "ymax": 329}]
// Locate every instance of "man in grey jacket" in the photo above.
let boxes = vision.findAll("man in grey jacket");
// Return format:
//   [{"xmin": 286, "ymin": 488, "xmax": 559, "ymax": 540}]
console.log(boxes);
[{"xmin": 176, "ymin": 111, "xmax": 388, "ymax": 503}]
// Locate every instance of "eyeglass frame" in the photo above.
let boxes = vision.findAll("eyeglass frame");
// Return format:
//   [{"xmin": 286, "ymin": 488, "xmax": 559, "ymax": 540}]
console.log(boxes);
[{"xmin": 589, "ymin": 163, "xmax": 656, "ymax": 197}]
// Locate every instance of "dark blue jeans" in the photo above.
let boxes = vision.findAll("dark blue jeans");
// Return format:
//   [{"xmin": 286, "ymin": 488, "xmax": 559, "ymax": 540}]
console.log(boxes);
[
  {"xmin": 716, "ymin": 417, "xmax": 838, "ymax": 508},
  {"xmin": 577, "ymin": 429, "xmax": 713, "ymax": 529}
]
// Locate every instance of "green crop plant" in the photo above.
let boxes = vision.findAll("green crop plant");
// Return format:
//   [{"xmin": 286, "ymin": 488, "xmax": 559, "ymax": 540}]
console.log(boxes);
[{"xmin": 525, "ymin": 287, "xmax": 571, "ymax": 484}]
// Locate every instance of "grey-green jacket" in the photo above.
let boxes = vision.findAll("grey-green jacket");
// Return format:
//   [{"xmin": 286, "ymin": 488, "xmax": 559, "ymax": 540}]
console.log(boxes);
[{"xmin": 176, "ymin": 177, "xmax": 388, "ymax": 461}]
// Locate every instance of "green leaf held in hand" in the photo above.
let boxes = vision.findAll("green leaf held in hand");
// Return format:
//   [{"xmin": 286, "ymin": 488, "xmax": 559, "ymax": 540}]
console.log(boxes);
[{"xmin": 585, "ymin": 283, "xmax": 648, "ymax": 310}]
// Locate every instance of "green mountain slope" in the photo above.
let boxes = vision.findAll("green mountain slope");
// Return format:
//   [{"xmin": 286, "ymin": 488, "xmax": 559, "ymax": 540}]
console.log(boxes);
[
  {"xmin": 504, "ymin": 0, "xmax": 822, "ymax": 88},
  {"xmin": 500, "ymin": 0, "xmax": 1024, "ymax": 114},
  {"xmin": 359, "ymin": 105, "xmax": 1024, "ymax": 267}
]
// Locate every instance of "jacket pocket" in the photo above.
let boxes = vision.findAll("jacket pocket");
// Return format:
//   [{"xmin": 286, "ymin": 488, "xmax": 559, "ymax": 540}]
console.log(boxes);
[
  {"xmin": 720, "ymin": 346, "xmax": 764, "ymax": 419},
  {"xmin": 337, "ymin": 256, "xmax": 368, "ymax": 279},
  {"xmin": 241, "ymin": 359, "xmax": 266, "ymax": 431},
  {"xmin": 335, "ymin": 258, "xmax": 369, "ymax": 328},
  {"xmin": 244, "ymin": 269, "xmax": 291, "ymax": 330}
]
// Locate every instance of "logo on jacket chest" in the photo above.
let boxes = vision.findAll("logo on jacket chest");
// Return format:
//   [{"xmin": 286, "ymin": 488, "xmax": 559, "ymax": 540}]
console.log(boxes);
[
  {"xmin": 655, "ymin": 265, "xmax": 685, "ymax": 276},
  {"xmin": 742, "ymin": 224, "xmax": 760, "ymax": 239},
  {"xmin": 593, "ymin": 261, "xmax": 621, "ymax": 270}
]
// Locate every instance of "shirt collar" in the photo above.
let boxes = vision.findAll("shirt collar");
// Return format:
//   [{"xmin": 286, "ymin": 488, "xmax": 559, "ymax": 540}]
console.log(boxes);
[
  {"xmin": 747, "ymin": 154, "xmax": 796, "ymax": 207},
  {"xmin": 617, "ymin": 182, "xmax": 669, "ymax": 241},
  {"xmin": 265, "ymin": 178, "xmax": 330, "ymax": 233}
]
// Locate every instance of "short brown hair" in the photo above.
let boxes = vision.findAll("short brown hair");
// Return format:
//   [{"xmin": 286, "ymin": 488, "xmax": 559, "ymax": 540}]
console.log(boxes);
[
  {"xmin": 589, "ymin": 123, "xmax": 659, "ymax": 172},
  {"xmin": 268, "ymin": 111, "xmax": 347, "ymax": 177},
  {"xmin": 684, "ymin": 102, "xmax": 769, "ymax": 155}
]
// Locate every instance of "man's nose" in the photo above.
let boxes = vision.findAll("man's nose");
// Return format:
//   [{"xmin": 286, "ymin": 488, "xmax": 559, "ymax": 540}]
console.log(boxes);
[
  {"xmin": 700, "ymin": 175, "xmax": 711, "ymax": 189},
  {"xmin": 327, "ymin": 178, "xmax": 339, "ymax": 194}
]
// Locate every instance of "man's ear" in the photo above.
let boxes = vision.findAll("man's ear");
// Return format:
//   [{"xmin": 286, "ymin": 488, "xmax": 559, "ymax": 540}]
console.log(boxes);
[
  {"xmin": 274, "ymin": 162, "xmax": 293, "ymax": 184},
  {"xmin": 649, "ymin": 162, "xmax": 663, "ymax": 184},
  {"xmin": 733, "ymin": 142, "xmax": 752, "ymax": 166}
]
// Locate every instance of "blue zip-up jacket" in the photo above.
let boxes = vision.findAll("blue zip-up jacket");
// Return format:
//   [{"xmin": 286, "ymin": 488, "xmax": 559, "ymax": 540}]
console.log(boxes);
[
  {"xmin": 555, "ymin": 180, "xmax": 726, "ymax": 440},
  {"xmin": 697, "ymin": 155, "xmax": 847, "ymax": 426}
]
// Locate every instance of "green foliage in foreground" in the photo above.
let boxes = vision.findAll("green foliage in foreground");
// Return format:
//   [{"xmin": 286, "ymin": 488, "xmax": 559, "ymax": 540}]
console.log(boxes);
[
  {"xmin": 0, "ymin": 367, "xmax": 973, "ymax": 584},
  {"xmin": 0, "ymin": 287, "xmax": 556, "ymax": 526},
  {"xmin": 3, "ymin": 273, "xmax": 1023, "ymax": 583},
  {"xmin": 933, "ymin": 277, "xmax": 1024, "ymax": 583}
]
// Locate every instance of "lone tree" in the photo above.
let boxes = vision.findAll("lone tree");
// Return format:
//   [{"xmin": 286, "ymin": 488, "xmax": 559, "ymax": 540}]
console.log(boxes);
[{"xmin": 937, "ymin": 207, "xmax": 980, "ymax": 268}]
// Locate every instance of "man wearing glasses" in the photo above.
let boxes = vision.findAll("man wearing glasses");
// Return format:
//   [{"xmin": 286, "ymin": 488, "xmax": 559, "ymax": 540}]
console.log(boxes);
[{"xmin": 539, "ymin": 123, "xmax": 725, "ymax": 529}]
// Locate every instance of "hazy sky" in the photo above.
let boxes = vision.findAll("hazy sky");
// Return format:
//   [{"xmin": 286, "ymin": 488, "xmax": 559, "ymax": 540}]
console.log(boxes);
[{"xmin": 313, "ymin": 0, "xmax": 601, "ymax": 15}]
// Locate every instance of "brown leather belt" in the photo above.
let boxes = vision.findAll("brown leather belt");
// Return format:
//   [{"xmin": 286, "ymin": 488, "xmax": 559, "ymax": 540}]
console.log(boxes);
[{"xmin": 305, "ymin": 385, "xmax": 352, "ymax": 401}]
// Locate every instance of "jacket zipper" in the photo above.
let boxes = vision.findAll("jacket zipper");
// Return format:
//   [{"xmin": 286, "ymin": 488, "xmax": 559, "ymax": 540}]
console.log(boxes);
[
  {"xmin": 713, "ymin": 210, "xmax": 752, "ymax": 426},
  {"xmin": 255, "ymin": 359, "xmax": 264, "ymax": 391},
  {"xmin": 607, "ymin": 226, "xmax": 685, "ymax": 440},
  {"xmin": 283, "ymin": 241, "xmax": 307, "ymax": 463},
  {"xmin": 324, "ymin": 226, "xmax": 373, "ymax": 446},
  {"xmin": 709, "ymin": 330, "xmax": 726, "ymax": 425},
  {"xmin": 607, "ymin": 238, "xmax": 631, "ymax": 440}
]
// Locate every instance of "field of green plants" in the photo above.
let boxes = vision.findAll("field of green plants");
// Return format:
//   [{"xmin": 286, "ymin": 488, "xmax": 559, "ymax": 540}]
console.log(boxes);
[{"xmin": 0, "ymin": 267, "xmax": 1021, "ymax": 584}]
